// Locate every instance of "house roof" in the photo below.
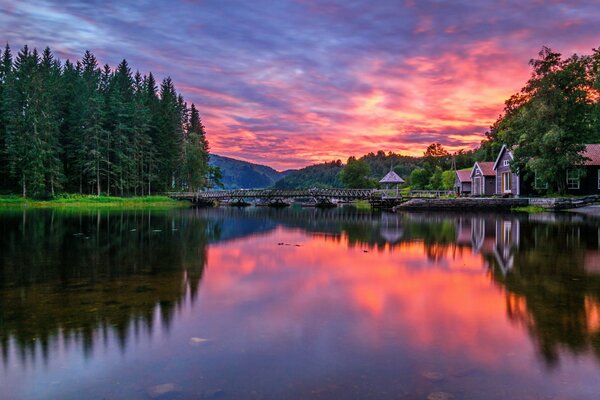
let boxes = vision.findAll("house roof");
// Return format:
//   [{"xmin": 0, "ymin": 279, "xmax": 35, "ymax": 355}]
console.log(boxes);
[
  {"xmin": 456, "ymin": 169, "xmax": 472, "ymax": 182},
  {"xmin": 493, "ymin": 144, "xmax": 513, "ymax": 170},
  {"xmin": 582, "ymin": 144, "xmax": 600, "ymax": 166},
  {"xmin": 471, "ymin": 161, "xmax": 495, "ymax": 178},
  {"xmin": 379, "ymin": 170, "xmax": 405, "ymax": 184}
]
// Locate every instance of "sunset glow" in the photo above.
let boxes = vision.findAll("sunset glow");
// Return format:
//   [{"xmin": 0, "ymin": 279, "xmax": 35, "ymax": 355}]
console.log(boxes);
[{"xmin": 1, "ymin": 1, "xmax": 599, "ymax": 169}]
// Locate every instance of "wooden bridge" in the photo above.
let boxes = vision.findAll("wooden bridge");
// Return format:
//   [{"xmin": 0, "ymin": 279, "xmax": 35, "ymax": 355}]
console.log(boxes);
[
  {"xmin": 167, "ymin": 188, "xmax": 396, "ymax": 207},
  {"xmin": 166, "ymin": 188, "xmax": 454, "ymax": 208}
]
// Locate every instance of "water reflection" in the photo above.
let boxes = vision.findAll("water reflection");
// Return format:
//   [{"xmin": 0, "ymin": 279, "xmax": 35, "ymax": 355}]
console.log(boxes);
[
  {"xmin": 1, "ymin": 207, "xmax": 600, "ymax": 398},
  {"xmin": 0, "ymin": 209, "xmax": 214, "ymax": 367}
]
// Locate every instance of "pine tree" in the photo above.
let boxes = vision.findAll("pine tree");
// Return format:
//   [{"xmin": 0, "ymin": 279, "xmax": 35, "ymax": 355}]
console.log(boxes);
[
  {"xmin": 80, "ymin": 51, "xmax": 106, "ymax": 195},
  {"xmin": 142, "ymin": 73, "xmax": 160, "ymax": 195},
  {"xmin": 38, "ymin": 47, "xmax": 64, "ymax": 196},
  {"xmin": 0, "ymin": 44, "xmax": 13, "ymax": 192},
  {"xmin": 182, "ymin": 103, "xmax": 210, "ymax": 191},
  {"xmin": 156, "ymin": 77, "xmax": 184, "ymax": 191},
  {"xmin": 4, "ymin": 46, "xmax": 46, "ymax": 196}
]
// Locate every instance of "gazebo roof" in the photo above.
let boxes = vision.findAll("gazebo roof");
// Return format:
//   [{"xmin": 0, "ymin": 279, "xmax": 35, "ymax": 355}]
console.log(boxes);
[{"xmin": 379, "ymin": 170, "xmax": 405, "ymax": 184}]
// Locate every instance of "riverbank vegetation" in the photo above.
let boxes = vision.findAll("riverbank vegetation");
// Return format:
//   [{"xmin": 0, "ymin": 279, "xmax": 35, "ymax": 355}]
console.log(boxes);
[
  {"xmin": 0, "ymin": 44, "xmax": 219, "ymax": 199},
  {"xmin": 0, "ymin": 194, "xmax": 189, "ymax": 208}
]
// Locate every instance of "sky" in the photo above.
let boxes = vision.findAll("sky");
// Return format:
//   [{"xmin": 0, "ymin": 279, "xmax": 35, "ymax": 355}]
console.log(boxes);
[{"xmin": 1, "ymin": 1, "xmax": 599, "ymax": 170}]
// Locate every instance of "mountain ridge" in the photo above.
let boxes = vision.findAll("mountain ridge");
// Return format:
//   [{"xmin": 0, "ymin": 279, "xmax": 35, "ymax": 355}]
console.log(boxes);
[{"xmin": 209, "ymin": 154, "xmax": 294, "ymax": 189}]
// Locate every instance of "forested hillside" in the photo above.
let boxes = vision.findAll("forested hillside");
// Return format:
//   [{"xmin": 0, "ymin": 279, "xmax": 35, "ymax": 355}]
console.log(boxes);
[
  {"xmin": 273, "ymin": 149, "xmax": 478, "ymax": 189},
  {"xmin": 0, "ymin": 44, "xmax": 214, "ymax": 197},
  {"xmin": 209, "ymin": 154, "xmax": 291, "ymax": 188},
  {"xmin": 272, "ymin": 161, "xmax": 344, "ymax": 189}
]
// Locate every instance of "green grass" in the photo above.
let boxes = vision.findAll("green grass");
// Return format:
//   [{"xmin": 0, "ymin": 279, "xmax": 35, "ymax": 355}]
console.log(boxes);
[
  {"xmin": 354, "ymin": 200, "xmax": 372, "ymax": 210},
  {"xmin": 511, "ymin": 205, "xmax": 546, "ymax": 213},
  {"xmin": 0, "ymin": 194, "xmax": 190, "ymax": 208}
]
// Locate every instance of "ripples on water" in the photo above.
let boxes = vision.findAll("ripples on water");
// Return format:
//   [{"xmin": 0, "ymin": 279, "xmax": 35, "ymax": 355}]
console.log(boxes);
[{"xmin": 1, "ymin": 207, "xmax": 600, "ymax": 399}]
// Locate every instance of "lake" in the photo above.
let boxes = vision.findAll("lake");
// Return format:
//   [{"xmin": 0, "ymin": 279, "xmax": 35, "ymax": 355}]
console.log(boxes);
[{"xmin": 1, "ymin": 207, "xmax": 600, "ymax": 399}]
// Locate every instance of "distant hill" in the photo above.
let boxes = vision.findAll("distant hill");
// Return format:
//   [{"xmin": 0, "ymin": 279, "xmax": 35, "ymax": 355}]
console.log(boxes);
[
  {"xmin": 272, "ymin": 161, "xmax": 344, "ymax": 189},
  {"xmin": 209, "ymin": 154, "xmax": 292, "ymax": 189}
]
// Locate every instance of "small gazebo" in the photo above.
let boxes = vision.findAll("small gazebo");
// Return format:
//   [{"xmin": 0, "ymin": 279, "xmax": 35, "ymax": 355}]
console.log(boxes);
[{"xmin": 379, "ymin": 168, "xmax": 405, "ymax": 198}]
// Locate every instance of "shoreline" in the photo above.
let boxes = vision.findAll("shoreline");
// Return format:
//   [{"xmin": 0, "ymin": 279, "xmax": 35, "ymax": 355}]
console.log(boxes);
[{"xmin": 0, "ymin": 195, "xmax": 190, "ymax": 209}]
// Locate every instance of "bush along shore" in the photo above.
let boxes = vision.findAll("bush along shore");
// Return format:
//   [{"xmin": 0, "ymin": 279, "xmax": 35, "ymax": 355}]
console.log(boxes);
[{"xmin": 0, "ymin": 194, "xmax": 190, "ymax": 208}]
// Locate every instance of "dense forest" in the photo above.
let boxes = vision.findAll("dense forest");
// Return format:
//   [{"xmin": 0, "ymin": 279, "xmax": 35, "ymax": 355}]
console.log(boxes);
[{"xmin": 0, "ymin": 44, "xmax": 216, "ymax": 197}]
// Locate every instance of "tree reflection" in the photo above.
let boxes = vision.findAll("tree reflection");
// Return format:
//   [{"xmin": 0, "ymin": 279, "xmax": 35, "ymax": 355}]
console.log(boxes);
[
  {"xmin": 467, "ymin": 215, "xmax": 600, "ymax": 368},
  {"xmin": 0, "ymin": 208, "xmax": 215, "ymax": 366}
]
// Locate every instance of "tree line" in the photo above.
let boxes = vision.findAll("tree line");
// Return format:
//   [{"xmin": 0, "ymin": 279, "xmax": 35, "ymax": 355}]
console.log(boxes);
[
  {"xmin": 274, "ymin": 146, "xmax": 479, "ymax": 190},
  {"xmin": 0, "ymin": 44, "xmax": 217, "ymax": 198}
]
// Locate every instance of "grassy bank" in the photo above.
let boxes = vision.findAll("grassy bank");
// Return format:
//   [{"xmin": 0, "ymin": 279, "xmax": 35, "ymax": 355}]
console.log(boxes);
[
  {"xmin": 511, "ymin": 205, "xmax": 546, "ymax": 213},
  {"xmin": 0, "ymin": 194, "xmax": 190, "ymax": 208}
]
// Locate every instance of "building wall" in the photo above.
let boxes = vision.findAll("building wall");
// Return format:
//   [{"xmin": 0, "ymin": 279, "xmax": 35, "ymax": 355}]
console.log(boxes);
[
  {"xmin": 495, "ymin": 151, "xmax": 520, "ymax": 195},
  {"xmin": 472, "ymin": 175, "xmax": 495, "ymax": 195},
  {"xmin": 455, "ymin": 178, "xmax": 471, "ymax": 195},
  {"xmin": 484, "ymin": 176, "xmax": 495, "ymax": 195},
  {"xmin": 462, "ymin": 182, "xmax": 472, "ymax": 194}
]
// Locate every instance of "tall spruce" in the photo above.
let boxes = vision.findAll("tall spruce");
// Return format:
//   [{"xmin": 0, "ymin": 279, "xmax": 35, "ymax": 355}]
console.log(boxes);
[
  {"xmin": 0, "ymin": 44, "xmax": 13, "ymax": 191},
  {"xmin": 156, "ymin": 77, "xmax": 184, "ymax": 191},
  {"xmin": 183, "ymin": 103, "xmax": 210, "ymax": 191}
]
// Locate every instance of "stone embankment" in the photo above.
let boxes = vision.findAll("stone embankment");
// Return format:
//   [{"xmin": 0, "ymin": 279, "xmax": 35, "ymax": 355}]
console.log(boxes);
[
  {"xmin": 393, "ymin": 195, "xmax": 600, "ymax": 211},
  {"xmin": 529, "ymin": 195, "xmax": 600, "ymax": 210},
  {"xmin": 394, "ymin": 197, "xmax": 528, "ymax": 211}
]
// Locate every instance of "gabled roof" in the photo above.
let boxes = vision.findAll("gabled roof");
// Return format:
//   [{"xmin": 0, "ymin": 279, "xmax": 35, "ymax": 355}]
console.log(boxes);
[
  {"xmin": 456, "ymin": 169, "xmax": 472, "ymax": 183},
  {"xmin": 379, "ymin": 170, "xmax": 405, "ymax": 184},
  {"xmin": 582, "ymin": 144, "xmax": 600, "ymax": 166},
  {"xmin": 493, "ymin": 144, "xmax": 513, "ymax": 170},
  {"xmin": 470, "ymin": 162, "xmax": 495, "ymax": 178}
]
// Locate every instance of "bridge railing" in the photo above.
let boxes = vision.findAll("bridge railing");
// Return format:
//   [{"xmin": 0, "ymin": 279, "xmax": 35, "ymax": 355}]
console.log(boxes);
[{"xmin": 166, "ymin": 188, "xmax": 379, "ymax": 201}]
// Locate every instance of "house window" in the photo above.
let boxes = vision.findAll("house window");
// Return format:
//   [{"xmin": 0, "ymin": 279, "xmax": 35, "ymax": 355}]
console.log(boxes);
[
  {"xmin": 502, "ymin": 172, "xmax": 511, "ymax": 193},
  {"xmin": 503, "ymin": 159, "xmax": 510, "ymax": 167},
  {"xmin": 567, "ymin": 170, "xmax": 580, "ymax": 190},
  {"xmin": 534, "ymin": 174, "xmax": 548, "ymax": 190}
]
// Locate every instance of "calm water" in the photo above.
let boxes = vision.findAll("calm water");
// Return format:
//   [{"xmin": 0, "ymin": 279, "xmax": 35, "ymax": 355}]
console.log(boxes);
[{"xmin": 1, "ymin": 207, "xmax": 600, "ymax": 399}]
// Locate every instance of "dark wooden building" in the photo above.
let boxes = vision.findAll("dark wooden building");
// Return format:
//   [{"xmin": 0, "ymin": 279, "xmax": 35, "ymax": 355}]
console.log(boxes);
[
  {"xmin": 493, "ymin": 145, "xmax": 522, "ymax": 196},
  {"xmin": 454, "ymin": 169, "xmax": 472, "ymax": 196},
  {"xmin": 470, "ymin": 162, "xmax": 495, "ymax": 196},
  {"xmin": 564, "ymin": 144, "xmax": 600, "ymax": 195}
]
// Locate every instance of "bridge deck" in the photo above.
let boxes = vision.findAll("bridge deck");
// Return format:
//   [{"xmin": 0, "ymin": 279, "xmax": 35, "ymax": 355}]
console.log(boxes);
[{"xmin": 167, "ymin": 188, "xmax": 379, "ymax": 201}]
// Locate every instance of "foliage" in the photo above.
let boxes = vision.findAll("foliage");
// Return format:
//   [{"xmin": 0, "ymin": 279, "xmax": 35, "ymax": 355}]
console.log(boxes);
[
  {"xmin": 441, "ymin": 170, "xmax": 456, "ymax": 190},
  {"xmin": 493, "ymin": 46, "xmax": 599, "ymax": 193},
  {"xmin": 423, "ymin": 143, "xmax": 451, "ymax": 171},
  {"xmin": 0, "ymin": 44, "xmax": 212, "ymax": 198},
  {"xmin": 273, "ymin": 161, "xmax": 343, "ymax": 189},
  {"xmin": 409, "ymin": 168, "xmax": 429, "ymax": 189},
  {"xmin": 339, "ymin": 157, "xmax": 376, "ymax": 188}
]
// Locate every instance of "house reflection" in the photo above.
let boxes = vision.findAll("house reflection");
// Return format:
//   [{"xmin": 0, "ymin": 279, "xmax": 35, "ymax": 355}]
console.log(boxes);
[
  {"xmin": 474, "ymin": 215, "xmax": 600, "ymax": 367},
  {"xmin": 455, "ymin": 215, "xmax": 520, "ymax": 274}
]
